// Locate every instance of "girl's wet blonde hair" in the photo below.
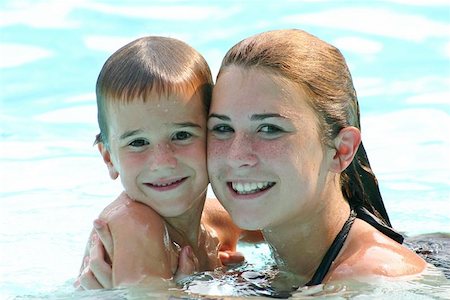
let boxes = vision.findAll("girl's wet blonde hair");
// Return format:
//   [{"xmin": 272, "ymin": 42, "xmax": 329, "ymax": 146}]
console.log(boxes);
[
  {"xmin": 95, "ymin": 36, "xmax": 213, "ymax": 148},
  {"xmin": 218, "ymin": 29, "xmax": 391, "ymax": 226}
]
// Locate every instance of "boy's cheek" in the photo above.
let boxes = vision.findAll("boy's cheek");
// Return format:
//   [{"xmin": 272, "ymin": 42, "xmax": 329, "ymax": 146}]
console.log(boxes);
[{"xmin": 117, "ymin": 152, "xmax": 149, "ymax": 170}]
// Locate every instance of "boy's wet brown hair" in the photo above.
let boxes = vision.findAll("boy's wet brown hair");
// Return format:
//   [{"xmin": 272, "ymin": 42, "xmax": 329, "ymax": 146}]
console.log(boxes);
[{"xmin": 95, "ymin": 36, "xmax": 213, "ymax": 148}]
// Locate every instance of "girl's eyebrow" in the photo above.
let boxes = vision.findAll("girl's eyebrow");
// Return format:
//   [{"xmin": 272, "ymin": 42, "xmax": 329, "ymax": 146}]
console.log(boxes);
[
  {"xmin": 250, "ymin": 113, "xmax": 287, "ymax": 120},
  {"xmin": 208, "ymin": 113, "xmax": 230, "ymax": 121},
  {"xmin": 208, "ymin": 113, "xmax": 286, "ymax": 121},
  {"xmin": 173, "ymin": 122, "xmax": 202, "ymax": 128}
]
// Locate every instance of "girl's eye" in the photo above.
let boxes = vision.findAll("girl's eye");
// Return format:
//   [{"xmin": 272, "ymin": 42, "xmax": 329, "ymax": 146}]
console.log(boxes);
[
  {"xmin": 211, "ymin": 124, "xmax": 234, "ymax": 133},
  {"xmin": 129, "ymin": 139, "xmax": 149, "ymax": 147},
  {"xmin": 258, "ymin": 124, "xmax": 284, "ymax": 134},
  {"xmin": 173, "ymin": 131, "xmax": 193, "ymax": 141}
]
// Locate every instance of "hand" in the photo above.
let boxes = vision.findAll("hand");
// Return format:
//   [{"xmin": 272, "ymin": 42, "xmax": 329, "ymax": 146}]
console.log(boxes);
[
  {"xmin": 74, "ymin": 220, "xmax": 201, "ymax": 288},
  {"xmin": 219, "ymin": 250, "xmax": 245, "ymax": 265},
  {"xmin": 74, "ymin": 219, "xmax": 113, "ymax": 290},
  {"xmin": 173, "ymin": 247, "xmax": 244, "ymax": 285},
  {"xmin": 173, "ymin": 245, "xmax": 199, "ymax": 283}
]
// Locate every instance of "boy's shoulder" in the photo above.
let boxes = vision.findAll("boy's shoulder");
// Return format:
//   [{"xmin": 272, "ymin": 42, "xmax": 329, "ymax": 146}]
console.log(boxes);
[
  {"xmin": 99, "ymin": 192, "xmax": 167, "ymax": 238},
  {"xmin": 101, "ymin": 192, "xmax": 179, "ymax": 284},
  {"xmin": 100, "ymin": 192, "xmax": 161, "ymax": 221}
]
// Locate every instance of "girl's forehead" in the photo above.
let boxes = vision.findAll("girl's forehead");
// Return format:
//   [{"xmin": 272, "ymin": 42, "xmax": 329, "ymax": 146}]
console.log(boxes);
[{"xmin": 212, "ymin": 67, "xmax": 313, "ymax": 116}]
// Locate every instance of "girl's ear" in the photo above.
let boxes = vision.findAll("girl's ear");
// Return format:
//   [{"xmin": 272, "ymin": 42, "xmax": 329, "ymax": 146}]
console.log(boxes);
[
  {"xmin": 330, "ymin": 126, "xmax": 361, "ymax": 173},
  {"xmin": 98, "ymin": 143, "xmax": 119, "ymax": 180}
]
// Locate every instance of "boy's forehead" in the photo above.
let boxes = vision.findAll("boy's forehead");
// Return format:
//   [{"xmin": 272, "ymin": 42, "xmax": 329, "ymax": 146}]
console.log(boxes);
[
  {"xmin": 106, "ymin": 87, "xmax": 201, "ymax": 105},
  {"xmin": 104, "ymin": 92, "xmax": 205, "ymax": 117}
]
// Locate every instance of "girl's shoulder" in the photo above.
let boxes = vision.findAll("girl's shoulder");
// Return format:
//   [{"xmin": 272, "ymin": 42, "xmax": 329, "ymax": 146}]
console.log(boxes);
[{"xmin": 327, "ymin": 219, "xmax": 426, "ymax": 281}]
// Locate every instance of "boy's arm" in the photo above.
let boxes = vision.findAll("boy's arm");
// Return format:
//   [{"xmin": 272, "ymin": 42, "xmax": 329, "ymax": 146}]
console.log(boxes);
[
  {"xmin": 107, "ymin": 200, "xmax": 177, "ymax": 287},
  {"xmin": 75, "ymin": 219, "xmax": 199, "ymax": 290}
]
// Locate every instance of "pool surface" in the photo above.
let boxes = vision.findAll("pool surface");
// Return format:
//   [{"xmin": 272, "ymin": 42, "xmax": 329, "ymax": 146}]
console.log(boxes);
[{"xmin": 1, "ymin": 0, "xmax": 449, "ymax": 299}]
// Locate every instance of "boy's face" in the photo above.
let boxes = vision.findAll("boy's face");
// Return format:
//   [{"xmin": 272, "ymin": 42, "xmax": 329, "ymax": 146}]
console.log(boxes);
[{"xmin": 100, "ymin": 91, "xmax": 208, "ymax": 217}]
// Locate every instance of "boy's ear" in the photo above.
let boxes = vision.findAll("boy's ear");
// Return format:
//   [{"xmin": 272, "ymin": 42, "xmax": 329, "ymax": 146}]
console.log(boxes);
[
  {"xmin": 98, "ymin": 143, "xmax": 119, "ymax": 180},
  {"xmin": 330, "ymin": 126, "xmax": 361, "ymax": 173}
]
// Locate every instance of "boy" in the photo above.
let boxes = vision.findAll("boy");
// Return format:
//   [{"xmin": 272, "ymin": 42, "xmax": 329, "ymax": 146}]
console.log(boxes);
[{"xmin": 75, "ymin": 36, "xmax": 243, "ymax": 288}]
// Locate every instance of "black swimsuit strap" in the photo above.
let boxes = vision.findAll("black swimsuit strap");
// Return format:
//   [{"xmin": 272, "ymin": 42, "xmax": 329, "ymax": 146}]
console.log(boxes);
[
  {"xmin": 305, "ymin": 207, "xmax": 404, "ymax": 286},
  {"xmin": 354, "ymin": 206, "xmax": 404, "ymax": 244},
  {"xmin": 305, "ymin": 209, "xmax": 357, "ymax": 286}
]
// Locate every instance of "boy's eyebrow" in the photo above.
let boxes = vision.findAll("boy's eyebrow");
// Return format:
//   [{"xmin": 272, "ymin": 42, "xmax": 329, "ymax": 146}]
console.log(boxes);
[
  {"xmin": 208, "ymin": 113, "xmax": 286, "ymax": 121},
  {"xmin": 120, "ymin": 129, "xmax": 143, "ymax": 140},
  {"xmin": 119, "ymin": 123, "xmax": 201, "ymax": 140}
]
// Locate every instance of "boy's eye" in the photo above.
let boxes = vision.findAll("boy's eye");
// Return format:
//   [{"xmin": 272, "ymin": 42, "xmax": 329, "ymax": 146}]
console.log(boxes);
[
  {"xmin": 129, "ymin": 139, "xmax": 149, "ymax": 147},
  {"xmin": 173, "ymin": 131, "xmax": 193, "ymax": 141}
]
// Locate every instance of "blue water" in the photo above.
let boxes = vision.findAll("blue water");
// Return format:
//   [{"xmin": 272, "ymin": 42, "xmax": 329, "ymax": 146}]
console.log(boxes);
[{"xmin": 1, "ymin": 0, "xmax": 449, "ymax": 299}]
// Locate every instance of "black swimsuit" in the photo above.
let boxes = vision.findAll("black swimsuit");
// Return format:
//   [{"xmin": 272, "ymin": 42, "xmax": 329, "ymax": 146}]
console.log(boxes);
[
  {"xmin": 253, "ymin": 206, "xmax": 404, "ymax": 298},
  {"xmin": 305, "ymin": 206, "xmax": 404, "ymax": 286}
]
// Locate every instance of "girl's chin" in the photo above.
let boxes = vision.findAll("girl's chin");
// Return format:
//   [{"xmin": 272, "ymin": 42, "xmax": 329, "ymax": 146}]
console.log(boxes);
[{"xmin": 229, "ymin": 212, "xmax": 267, "ymax": 231}]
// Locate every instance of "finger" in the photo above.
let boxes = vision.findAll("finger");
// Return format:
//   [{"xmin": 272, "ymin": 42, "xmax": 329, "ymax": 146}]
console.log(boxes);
[
  {"xmin": 219, "ymin": 250, "xmax": 245, "ymax": 265},
  {"xmin": 89, "ymin": 237, "xmax": 113, "ymax": 289},
  {"xmin": 73, "ymin": 278, "xmax": 83, "ymax": 290},
  {"xmin": 81, "ymin": 255, "xmax": 90, "ymax": 272},
  {"xmin": 174, "ymin": 246, "xmax": 198, "ymax": 283},
  {"xmin": 78, "ymin": 267, "xmax": 104, "ymax": 290},
  {"xmin": 93, "ymin": 219, "xmax": 113, "ymax": 262}
]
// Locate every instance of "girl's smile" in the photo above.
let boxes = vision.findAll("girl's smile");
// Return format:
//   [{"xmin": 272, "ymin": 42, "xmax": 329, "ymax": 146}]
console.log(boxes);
[
  {"xmin": 229, "ymin": 181, "xmax": 276, "ymax": 195},
  {"xmin": 207, "ymin": 66, "xmax": 333, "ymax": 230}
]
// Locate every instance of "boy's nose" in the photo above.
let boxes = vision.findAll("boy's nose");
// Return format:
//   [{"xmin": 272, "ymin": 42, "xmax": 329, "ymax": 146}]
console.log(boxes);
[{"xmin": 149, "ymin": 143, "xmax": 177, "ymax": 171}]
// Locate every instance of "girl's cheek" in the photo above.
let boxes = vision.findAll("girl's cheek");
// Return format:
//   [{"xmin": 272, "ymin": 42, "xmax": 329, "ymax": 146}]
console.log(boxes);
[
  {"xmin": 207, "ymin": 137, "xmax": 289, "ymax": 161},
  {"xmin": 252, "ymin": 139, "xmax": 286, "ymax": 160},
  {"xmin": 207, "ymin": 139, "xmax": 228, "ymax": 161}
]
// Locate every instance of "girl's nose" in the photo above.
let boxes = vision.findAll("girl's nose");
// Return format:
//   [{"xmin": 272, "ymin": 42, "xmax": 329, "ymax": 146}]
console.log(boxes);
[{"xmin": 226, "ymin": 133, "xmax": 258, "ymax": 169}]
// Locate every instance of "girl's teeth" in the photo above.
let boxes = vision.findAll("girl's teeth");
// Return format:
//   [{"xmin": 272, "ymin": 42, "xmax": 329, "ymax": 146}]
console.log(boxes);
[{"xmin": 231, "ymin": 181, "xmax": 274, "ymax": 194}]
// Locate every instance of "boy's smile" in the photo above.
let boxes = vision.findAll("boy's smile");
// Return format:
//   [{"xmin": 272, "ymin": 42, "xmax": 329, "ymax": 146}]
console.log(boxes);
[
  {"xmin": 145, "ymin": 176, "xmax": 188, "ymax": 191},
  {"xmin": 101, "ymin": 91, "xmax": 209, "ymax": 218}
]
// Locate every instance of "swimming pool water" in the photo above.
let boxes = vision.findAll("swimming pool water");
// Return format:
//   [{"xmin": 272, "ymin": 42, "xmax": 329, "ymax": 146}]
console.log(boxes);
[{"xmin": 1, "ymin": 0, "xmax": 449, "ymax": 299}]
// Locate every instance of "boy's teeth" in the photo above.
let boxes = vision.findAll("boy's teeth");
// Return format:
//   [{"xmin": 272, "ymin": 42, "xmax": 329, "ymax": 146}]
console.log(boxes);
[
  {"xmin": 153, "ymin": 178, "xmax": 181, "ymax": 187},
  {"xmin": 231, "ymin": 181, "xmax": 274, "ymax": 194}
]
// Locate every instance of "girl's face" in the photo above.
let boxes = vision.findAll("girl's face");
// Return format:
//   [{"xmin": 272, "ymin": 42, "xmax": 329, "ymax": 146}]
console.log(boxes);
[
  {"xmin": 207, "ymin": 66, "xmax": 335, "ymax": 230},
  {"xmin": 102, "ymin": 91, "xmax": 209, "ymax": 218}
]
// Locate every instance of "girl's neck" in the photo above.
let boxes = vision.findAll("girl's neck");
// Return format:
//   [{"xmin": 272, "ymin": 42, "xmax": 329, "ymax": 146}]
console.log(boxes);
[{"xmin": 262, "ymin": 189, "xmax": 351, "ymax": 283}]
